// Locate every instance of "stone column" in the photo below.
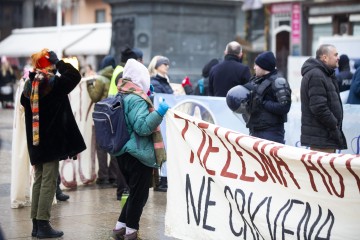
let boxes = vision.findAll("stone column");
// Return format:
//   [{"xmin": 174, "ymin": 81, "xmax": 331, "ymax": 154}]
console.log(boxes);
[{"xmin": 105, "ymin": 0, "xmax": 242, "ymax": 82}]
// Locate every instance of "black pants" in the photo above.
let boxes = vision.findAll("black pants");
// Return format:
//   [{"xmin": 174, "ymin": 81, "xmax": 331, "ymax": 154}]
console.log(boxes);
[
  {"xmin": 96, "ymin": 143, "xmax": 118, "ymax": 181},
  {"xmin": 250, "ymin": 128, "xmax": 285, "ymax": 144},
  {"xmin": 116, "ymin": 153, "xmax": 153, "ymax": 230}
]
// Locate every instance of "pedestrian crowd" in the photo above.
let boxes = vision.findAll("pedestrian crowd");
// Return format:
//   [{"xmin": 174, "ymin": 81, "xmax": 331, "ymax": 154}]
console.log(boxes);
[{"xmin": 2, "ymin": 40, "xmax": 359, "ymax": 240}]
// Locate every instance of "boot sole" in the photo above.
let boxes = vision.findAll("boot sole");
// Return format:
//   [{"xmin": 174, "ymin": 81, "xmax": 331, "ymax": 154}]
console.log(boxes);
[{"xmin": 37, "ymin": 233, "xmax": 64, "ymax": 239}]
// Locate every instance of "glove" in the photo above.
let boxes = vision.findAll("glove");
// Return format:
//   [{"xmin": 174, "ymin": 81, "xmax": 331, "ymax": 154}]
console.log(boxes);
[
  {"xmin": 147, "ymin": 84, "xmax": 154, "ymax": 96},
  {"xmin": 248, "ymin": 92, "xmax": 262, "ymax": 114},
  {"xmin": 157, "ymin": 100, "xmax": 170, "ymax": 117},
  {"xmin": 182, "ymin": 76, "xmax": 192, "ymax": 87},
  {"xmin": 46, "ymin": 51, "xmax": 59, "ymax": 64},
  {"xmin": 87, "ymin": 79, "xmax": 95, "ymax": 86},
  {"xmin": 198, "ymin": 79, "xmax": 204, "ymax": 94}
]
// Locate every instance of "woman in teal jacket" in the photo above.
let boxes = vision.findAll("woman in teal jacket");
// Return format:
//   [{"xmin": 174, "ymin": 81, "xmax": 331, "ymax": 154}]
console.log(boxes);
[{"xmin": 112, "ymin": 59, "xmax": 169, "ymax": 240}]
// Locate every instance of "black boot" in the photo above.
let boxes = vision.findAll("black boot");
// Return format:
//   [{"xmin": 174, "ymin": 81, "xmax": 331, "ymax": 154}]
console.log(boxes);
[
  {"xmin": 56, "ymin": 175, "xmax": 69, "ymax": 201},
  {"xmin": 36, "ymin": 220, "xmax": 64, "ymax": 239},
  {"xmin": 155, "ymin": 177, "xmax": 168, "ymax": 192},
  {"xmin": 31, "ymin": 218, "xmax": 37, "ymax": 237}
]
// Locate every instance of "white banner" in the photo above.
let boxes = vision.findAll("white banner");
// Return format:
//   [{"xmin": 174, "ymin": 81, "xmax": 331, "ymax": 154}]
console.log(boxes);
[
  {"xmin": 164, "ymin": 109, "xmax": 360, "ymax": 240},
  {"xmin": 63, "ymin": 79, "xmax": 97, "ymax": 187},
  {"xmin": 154, "ymin": 93, "xmax": 360, "ymax": 155}
]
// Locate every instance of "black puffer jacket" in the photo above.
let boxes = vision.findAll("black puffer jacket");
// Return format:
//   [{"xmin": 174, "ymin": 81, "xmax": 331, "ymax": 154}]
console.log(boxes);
[{"xmin": 300, "ymin": 58, "xmax": 347, "ymax": 150}]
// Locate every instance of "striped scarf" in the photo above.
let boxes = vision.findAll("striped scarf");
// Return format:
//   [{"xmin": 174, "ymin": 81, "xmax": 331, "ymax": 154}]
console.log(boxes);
[
  {"xmin": 23, "ymin": 69, "xmax": 54, "ymax": 146},
  {"xmin": 118, "ymin": 78, "xmax": 166, "ymax": 166}
]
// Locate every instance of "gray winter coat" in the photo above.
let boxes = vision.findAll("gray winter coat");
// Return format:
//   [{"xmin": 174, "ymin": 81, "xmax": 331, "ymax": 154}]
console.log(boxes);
[{"xmin": 300, "ymin": 58, "xmax": 347, "ymax": 150}]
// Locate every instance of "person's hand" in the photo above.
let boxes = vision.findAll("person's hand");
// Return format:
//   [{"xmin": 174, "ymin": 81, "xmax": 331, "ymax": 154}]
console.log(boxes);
[
  {"xmin": 46, "ymin": 51, "xmax": 59, "ymax": 64},
  {"xmin": 147, "ymin": 84, "xmax": 154, "ymax": 96},
  {"xmin": 329, "ymin": 128, "xmax": 343, "ymax": 145},
  {"xmin": 157, "ymin": 100, "xmax": 170, "ymax": 117},
  {"xmin": 248, "ymin": 92, "xmax": 262, "ymax": 114},
  {"xmin": 87, "ymin": 79, "xmax": 95, "ymax": 86},
  {"xmin": 182, "ymin": 76, "xmax": 192, "ymax": 87}
]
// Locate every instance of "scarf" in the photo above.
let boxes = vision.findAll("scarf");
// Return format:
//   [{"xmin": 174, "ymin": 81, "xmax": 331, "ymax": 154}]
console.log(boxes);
[
  {"xmin": 23, "ymin": 69, "xmax": 54, "ymax": 146},
  {"xmin": 117, "ymin": 78, "xmax": 166, "ymax": 166}
]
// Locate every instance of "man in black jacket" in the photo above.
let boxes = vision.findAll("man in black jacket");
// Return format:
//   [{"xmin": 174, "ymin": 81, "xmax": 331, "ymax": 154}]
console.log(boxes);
[
  {"xmin": 336, "ymin": 54, "xmax": 353, "ymax": 92},
  {"xmin": 244, "ymin": 51, "xmax": 291, "ymax": 144},
  {"xmin": 300, "ymin": 44, "xmax": 347, "ymax": 153},
  {"xmin": 209, "ymin": 41, "xmax": 251, "ymax": 97}
]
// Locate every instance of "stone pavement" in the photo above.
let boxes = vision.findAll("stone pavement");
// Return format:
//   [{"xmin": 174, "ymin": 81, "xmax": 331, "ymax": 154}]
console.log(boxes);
[{"xmin": 0, "ymin": 108, "xmax": 178, "ymax": 240}]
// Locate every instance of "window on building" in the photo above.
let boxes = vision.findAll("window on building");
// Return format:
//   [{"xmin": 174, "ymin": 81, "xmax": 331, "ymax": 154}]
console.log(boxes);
[
  {"xmin": 353, "ymin": 22, "xmax": 360, "ymax": 36},
  {"xmin": 96, "ymin": 9, "xmax": 106, "ymax": 23},
  {"xmin": 312, "ymin": 23, "xmax": 332, "ymax": 56}
]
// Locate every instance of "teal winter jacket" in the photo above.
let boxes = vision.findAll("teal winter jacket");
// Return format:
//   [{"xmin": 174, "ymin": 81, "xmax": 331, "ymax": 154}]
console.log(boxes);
[{"xmin": 116, "ymin": 93, "xmax": 163, "ymax": 168}]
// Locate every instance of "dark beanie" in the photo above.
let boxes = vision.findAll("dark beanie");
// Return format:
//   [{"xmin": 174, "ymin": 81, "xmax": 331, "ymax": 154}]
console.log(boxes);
[
  {"xmin": 202, "ymin": 58, "xmax": 219, "ymax": 78},
  {"xmin": 255, "ymin": 51, "xmax": 276, "ymax": 72},
  {"xmin": 121, "ymin": 47, "xmax": 137, "ymax": 63},
  {"xmin": 338, "ymin": 54, "xmax": 350, "ymax": 71},
  {"xmin": 132, "ymin": 48, "xmax": 143, "ymax": 59},
  {"xmin": 100, "ymin": 55, "xmax": 116, "ymax": 69}
]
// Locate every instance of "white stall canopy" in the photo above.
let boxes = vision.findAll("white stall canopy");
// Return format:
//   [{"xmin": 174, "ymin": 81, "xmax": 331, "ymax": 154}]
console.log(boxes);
[{"xmin": 0, "ymin": 23, "xmax": 111, "ymax": 58}]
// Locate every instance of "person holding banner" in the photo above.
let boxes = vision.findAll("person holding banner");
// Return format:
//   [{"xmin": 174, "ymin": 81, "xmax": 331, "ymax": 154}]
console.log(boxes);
[
  {"xmin": 112, "ymin": 59, "xmax": 168, "ymax": 240},
  {"xmin": 148, "ymin": 55, "xmax": 173, "ymax": 192},
  {"xmin": 300, "ymin": 44, "xmax": 347, "ymax": 152}
]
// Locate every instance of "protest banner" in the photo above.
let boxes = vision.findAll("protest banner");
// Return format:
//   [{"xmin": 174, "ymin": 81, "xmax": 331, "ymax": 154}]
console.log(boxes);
[
  {"xmin": 56, "ymin": 91, "xmax": 360, "ymax": 188},
  {"xmin": 164, "ymin": 109, "xmax": 360, "ymax": 240}
]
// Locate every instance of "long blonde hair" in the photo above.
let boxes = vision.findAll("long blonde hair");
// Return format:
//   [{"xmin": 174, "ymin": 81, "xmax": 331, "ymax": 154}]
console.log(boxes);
[
  {"xmin": 147, "ymin": 55, "xmax": 170, "ymax": 82},
  {"xmin": 148, "ymin": 55, "xmax": 161, "ymax": 77},
  {"xmin": 1, "ymin": 58, "xmax": 13, "ymax": 76}
]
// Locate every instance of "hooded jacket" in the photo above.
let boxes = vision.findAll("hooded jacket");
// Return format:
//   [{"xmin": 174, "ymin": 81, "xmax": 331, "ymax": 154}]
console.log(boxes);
[
  {"xmin": 87, "ymin": 65, "xmax": 113, "ymax": 102},
  {"xmin": 117, "ymin": 59, "xmax": 164, "ymax": 167},
  {"xmin": 300, "ymin": 58, "xmax": 347, "ymax": 150},
  {"xmin": 336, "ymin": 55, "xmax": 353, "ymax": 92},
  {"xmin": 347, "ymin": 60, "xmax": 360, "ymax": 104}
]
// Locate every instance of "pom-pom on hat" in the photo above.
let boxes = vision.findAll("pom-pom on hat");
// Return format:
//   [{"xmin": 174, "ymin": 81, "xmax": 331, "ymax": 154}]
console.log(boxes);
[
  {"xmin": 155, "ymin": 56, "xmax": 170, "ymax": 69},
  {"xmin": 31, "ymin": 48, "xmax": 52, "ymax": 69},
  {"xmin": 255, "ymin": 51, "xmax": 276, "ymax": 72}
]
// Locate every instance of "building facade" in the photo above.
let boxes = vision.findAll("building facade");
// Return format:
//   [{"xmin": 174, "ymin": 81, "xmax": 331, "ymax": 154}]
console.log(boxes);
[{"xmin": 1, "ymin": 0, "xmax": 360, "ymax": 82}]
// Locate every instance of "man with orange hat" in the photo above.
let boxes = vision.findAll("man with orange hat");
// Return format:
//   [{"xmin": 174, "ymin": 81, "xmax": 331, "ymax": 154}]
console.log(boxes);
[{"xmin": 21, "ymin": 49, "xmax": 86, "ymax": 238}]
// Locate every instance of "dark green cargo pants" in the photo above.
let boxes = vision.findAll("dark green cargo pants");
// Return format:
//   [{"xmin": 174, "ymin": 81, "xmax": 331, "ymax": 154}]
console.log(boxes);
[{"xmin": 31, "ymin": 160, "xmax": 59, "ymax": 220}]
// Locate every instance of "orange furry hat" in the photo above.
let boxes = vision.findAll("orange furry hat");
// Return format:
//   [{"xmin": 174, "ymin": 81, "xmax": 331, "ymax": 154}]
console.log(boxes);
[{"xmin": 31, "ymin": 48, "xmax": 52, "ymax": 69}]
